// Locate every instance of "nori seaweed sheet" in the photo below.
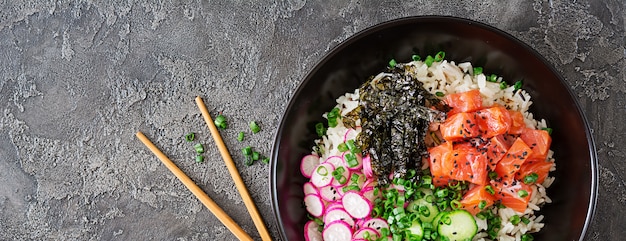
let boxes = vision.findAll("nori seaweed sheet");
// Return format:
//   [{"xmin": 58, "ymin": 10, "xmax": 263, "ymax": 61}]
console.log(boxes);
[{"xmin": 354, "ymin": 65, "xmax": 447, "ymax": 185}]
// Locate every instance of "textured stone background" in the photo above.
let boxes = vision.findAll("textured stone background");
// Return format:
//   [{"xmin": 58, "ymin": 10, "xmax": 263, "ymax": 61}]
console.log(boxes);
[{"xmin": 0, "ymin": 0, "xmax": 623, "ymax": 240}]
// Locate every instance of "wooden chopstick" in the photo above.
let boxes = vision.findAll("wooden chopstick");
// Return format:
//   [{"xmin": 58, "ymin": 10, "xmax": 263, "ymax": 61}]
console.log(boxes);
[
  {"xmin": 195, "ymin": 96, "xmax": 272, "ymax": 241},
  {"xmin": 135, "ymin": 131, "xmax": 253, "ymax": 241}
]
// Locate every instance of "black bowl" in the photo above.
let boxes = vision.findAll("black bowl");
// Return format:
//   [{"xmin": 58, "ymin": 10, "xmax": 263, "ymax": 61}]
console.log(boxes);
[{"xmin": 270, "ymin": 16, "xmax": 597, "ymax": 241}]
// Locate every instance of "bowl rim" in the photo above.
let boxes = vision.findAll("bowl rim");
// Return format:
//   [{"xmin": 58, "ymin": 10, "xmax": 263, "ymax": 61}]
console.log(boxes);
[{"xmin": 269, "ymin": 15, "xmax": 598, "ymax": 241}]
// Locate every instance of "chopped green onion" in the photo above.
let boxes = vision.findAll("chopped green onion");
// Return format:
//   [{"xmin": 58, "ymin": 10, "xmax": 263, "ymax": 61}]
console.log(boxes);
[
  {"xmin": 419, "ymin": 205, "xmax": 430, "ymax": 216},
  {"xmin": 488, "ymin": 74, "xmax": 498, "ymax": 82},
  {"xmin": 473, "ymin": 67, "xmax": 483, "ymax": 75},
  {"xmin": 424, "ymin": 55, "xmax": 434, "ymax": 67},
  {"xmin": 316, "ymin": 166, "xmax": 328, "ymax": 176},
  {"xmin": 195, "ymin": 155, "xmax": 204, "ymax": 163},
  {"xmin": 344, "ymin": 153, "xmax": 358, "ymax": 168},
  {"xmin": 244, "ymin": 156, "xmax": 254, "ymax": 166},
  {"xmin": 237, "ymin": 132, "xmax": 245, "ymax": 142},
  {"xmin": 476, "ymin": 212, "xmax": 487, "ymax": 220},
  {"xmin": 435, "ymin": 188, "xmax": 448, "ymax": 198},
  {"xmin": 485, "ymin": 185, "xmax": 495, "ymax": 195},
  {"xmin": 342, "ymin": 185, "xmax": 360, "ymax": 192},
  {"xmin": 252, "ymin": 151, "xmax": 260, "ymax": 161},
  {"xmin": 523, "ymin": 173, "xmax": 539, "ymax": 184},
  {"xmin": 261, "ymin": 157, "xmax": 270, "ymax": 164},
  {"xmin": 478, "ymin": 200, "xmax": 488, "ymax": 209},
  {"xmin": 434, "ymin": 51, "xmax": 445, "ymax": 62},
  {"xmin": 389, "ymin": 58, "xmax": 397, "ymax": 68},
  {"xmin": 249, "ymin": 121, "xmax": 261, "ymax": 133},
  {"xmin": 435, "ymin": 91, "xmax": 444, "ymax": 97},
  {"xmin": 194, "ymin": 143, "xmax": 204, "ymax": 154},
  {"xmin": 521, "ymin": 216, "xmax": 531, "ymax": 224},
  {"xmin": 542, "ymin": 127, "xmax": 553, "ymax": 135},
  {"xmin": 510, "ymin": 215, "xmax": 521, "ymax": 225},
  {"xmin": 411, "ymin": 54, "xmax": 421, "ymax": 61},
  {"xmin": 337, "ymin": 143, "xmax": 348, "ymax": 152},
  {"xmin": 450, "ymin": 200, "xmax": 462, "ymax": 210},
  {"xmin": 518, "ymin": 190, "xmax": 529, "ymax": 198},
  {"xmin": 345, "ymin": 140, "xmax": 359, "ymax": 154},
  {"xmin": 315, "ymin": 122, "xmax": 326, "ymax": 137},
  {"xmin": 185, "ymin": 132, "xmax": 195, "ymax": 142},
  {"xmin": 514, "ymin": 80, "xmax": 523, "ymax": 90},
  {"xmin": 500, "ymin": 81, "xmax": 508, "ymax": 89},
  {"xmin": 214, "ymin": 115, "xmax": 227, "ymax": 129},
  {"xmin": 327, "ymin": 108, "xmax": 340, "ymax": 128},
  {"xmin": 488, "ymin": 171, "xmax": 498, "ymax": 180},
  {"xmin": 521, "ymin": 233, "xmax": 534, "ymax": 241},
  {"xmin": 242, "ymin": 146, "xmax": 252, "ymax": 156}
]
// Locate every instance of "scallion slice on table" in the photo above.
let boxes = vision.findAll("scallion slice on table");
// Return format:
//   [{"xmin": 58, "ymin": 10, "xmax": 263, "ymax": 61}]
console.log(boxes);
[
  {"xmin": 249, "ymin": 121, "xmax": 261, "ymax": 133},
  {"xmin": 214, "ymin": 114, "xmax": 227, "ymax": 129},
  {"xmin": 237, "ymin": 132, "xmax": 245, "ymax": 142},
  {"xmin": 195, "ymin": 155, "xmax": 204, "ymax": 163},
  {"xmin": 194, "ymin": 143, "xmax": 204, "ymax": 154},
  {"xmin": 185, "ymin": 132, "xmax": 195, "ymax": 142}
]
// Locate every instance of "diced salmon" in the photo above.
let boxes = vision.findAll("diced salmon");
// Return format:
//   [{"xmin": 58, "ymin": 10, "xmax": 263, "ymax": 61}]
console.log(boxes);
[
  {"xmin": 495, "ymin": 137, "xmax": 533, "ymax": 179},
  {"xmin": 520, "ymin": 128, "xmax": 552, "ymax": 160},
  {"xmin": 443, "ymin": 89, "xmax": 483, "ymax": 116}
]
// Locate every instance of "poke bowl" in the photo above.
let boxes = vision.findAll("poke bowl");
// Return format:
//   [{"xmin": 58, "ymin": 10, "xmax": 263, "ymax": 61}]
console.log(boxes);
[{"xmin": 270, "ymin": 16, "xmax": 596, "ymax": 241}]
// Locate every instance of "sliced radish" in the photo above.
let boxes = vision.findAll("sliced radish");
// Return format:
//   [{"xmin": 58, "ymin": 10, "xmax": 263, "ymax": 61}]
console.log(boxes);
[
  {"xmin": 311, "ymin": 163, "xmax": 334, "ymax": 188},
  {"xmin": 303, "ymin": 182, "xmax": 319, "ymax": 196},
  {"xmin": 343, "ymin": 128, "xmax": 360, "ymax": 142},
  {"xmin": 361, "ymin": 218, "xmax": 390, "ymax": 234},
  {"xmin": 324, "ymin": 156, "xmax": 344, "ymax": 167},
  {"xmin": 304, "ymin": 220, "xmax": 322, "ymax": 241},
  {"xmin": 325, "ymin": 202, "xmax": 344, "ymax": 213},
  {"xmin": 304, "ymin": 194, "xmax": 325, "ymax": 217},
  {"xmin": 353, "ymin": 227, "xmax": 380, "ymax": 239},
  {"xmin": 301, "ymin": 154, "xmax": 321, "ymax": 178},
  {"xmin": 323, "ymin": 220, "xmax": 353, "ymax": 241},
  {"xmin": 362, "ymin": 154, "xmax": 374, "ymax": 178},
  {"xmin": 320, "ymin": 185, "xmax": 343, "ymax": 202},
  {"xmin": 361, "ymin": 186, "xmax": 380, "ymax": 203},
  {"xmin": 324, "ymin": 209, "xmax": 355, "ymax": 229},
  {"xmin": 342, "ymin": 191, "xmax": 372, "ymax": 219}
]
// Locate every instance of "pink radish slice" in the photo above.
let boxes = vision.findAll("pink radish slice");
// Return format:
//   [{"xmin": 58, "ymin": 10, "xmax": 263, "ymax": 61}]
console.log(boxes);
[
  {"xmin": 303, "ymin": 182, "xmax": 319, "ymax": 196},
  {"xmin": 362, "ymin": 154, "xmax": 374, "ymax": 178},
  {"xmin": 353, "ymin": 227, "xmax": 380, "ymax": 239},
  {"xmin": 300, "ymin": 154, "xmax": 320, "ymax": 178},
  {"xmin": 331, "ymin": 166, "xmax": 351, "ymax": 187},
  {"xmin": 320, "ymin": 185, "xmax": 343, "ymax": 202},
  {"xmin": 323, "ymin": 220, "xmax": 353, "ymax": 241},
  {"xmin": 311, "ymin": 163, "xmax": 334, "ymax": 188},
  {"xmin": 343, "ymin": 128, "xmax": 359, "ymax": 142},
  {"xmin": 361, "ymin": 186, "xmax": 380, "ymax": 203},
  {"xmin": 325, "ymin": 202, "xmax": 344, "ymax": 213},
  {"xmin": 324, "ymin": 156, "xmax": 343, "ymax": 168},
  {"xmin": 324, "ymin": 209, "xmax": 355, "ymax": 229},
  {"xmin": 341, "ymin": 191, "xmax": 372, "ymax": 219},
  {"xmin": 361, "ymin": 218, "xmax": 390, "ymax": 234},
  {"xmin": 304, "ymin": 194, "xmax": 325, "ymax": 217},
  {"xmin": 304, "ymin": 220, "xmax": 323, "ymax": 241}
]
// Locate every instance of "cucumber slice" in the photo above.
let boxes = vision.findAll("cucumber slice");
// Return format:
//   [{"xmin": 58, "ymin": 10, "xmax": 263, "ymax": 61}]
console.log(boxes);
[
  {"xmin": 405, "ymin": 219, "xmax": 423, "ymax": 241},
  {"xmin": 437, "ymin": 210, "xmax": 477, "ymax": 241},
  {"xmin": 432, "ymin": 211, "xmax": 448, "ymax": 230}
]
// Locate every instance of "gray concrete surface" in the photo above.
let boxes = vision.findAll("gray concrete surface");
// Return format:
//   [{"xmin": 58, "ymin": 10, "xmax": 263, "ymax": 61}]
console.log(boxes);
[{"xmin": 0, "ymin": 0, "xmax": 624, "ymax": 240}]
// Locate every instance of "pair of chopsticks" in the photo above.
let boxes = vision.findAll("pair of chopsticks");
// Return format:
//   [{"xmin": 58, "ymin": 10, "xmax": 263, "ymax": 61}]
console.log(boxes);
[{"xmin": 135, "ymin": 96, "xmax": 271, "ymax": 241}]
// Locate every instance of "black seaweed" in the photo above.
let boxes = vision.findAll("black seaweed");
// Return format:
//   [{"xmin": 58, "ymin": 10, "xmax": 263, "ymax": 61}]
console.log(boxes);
[{"xmin": 356, "ymin": 65, "xmax": 447, "ymax": 185}]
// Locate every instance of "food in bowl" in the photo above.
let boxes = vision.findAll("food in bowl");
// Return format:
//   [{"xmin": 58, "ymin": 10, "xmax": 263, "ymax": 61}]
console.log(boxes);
[{"xmin": 300, "ymin": 53, "xmax": 555, "ymax": 241}]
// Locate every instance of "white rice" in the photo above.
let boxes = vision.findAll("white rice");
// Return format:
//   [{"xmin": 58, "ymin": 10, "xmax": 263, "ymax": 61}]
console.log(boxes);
[{"xmin": 313, "ymin": 59, "xmax": 556, "ymax": 241}]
